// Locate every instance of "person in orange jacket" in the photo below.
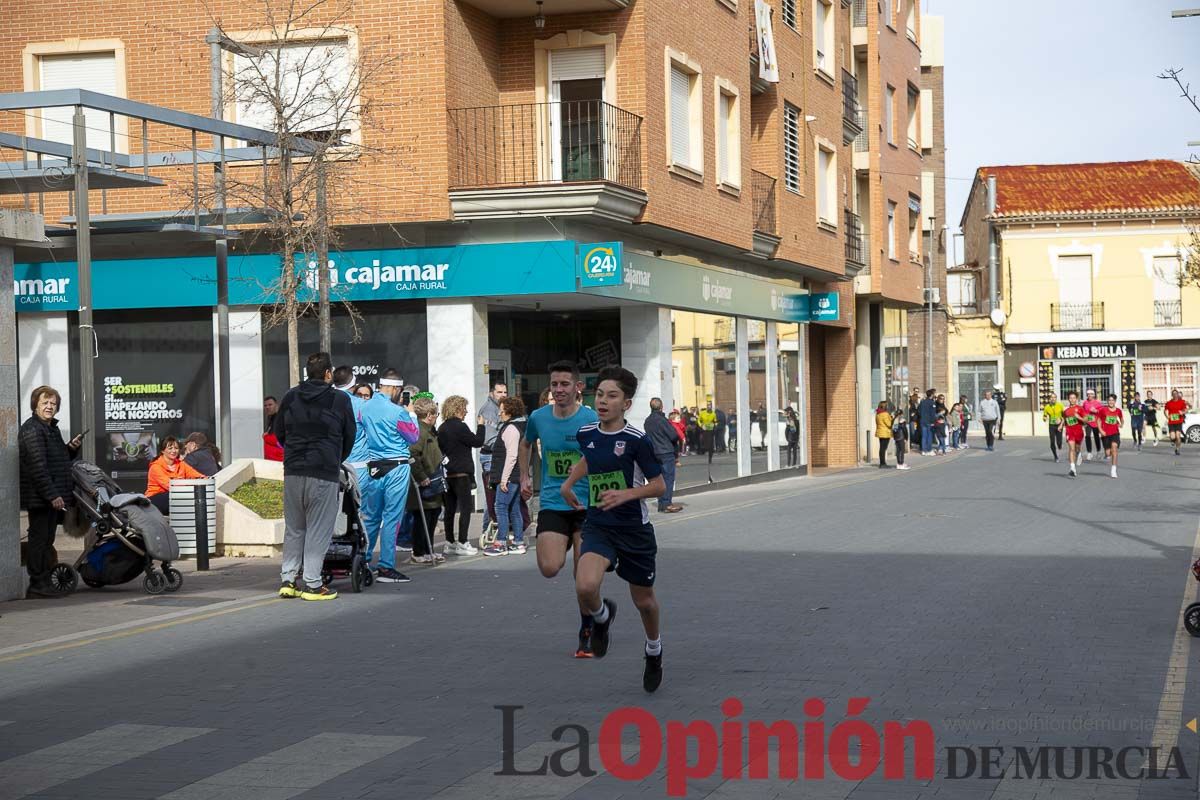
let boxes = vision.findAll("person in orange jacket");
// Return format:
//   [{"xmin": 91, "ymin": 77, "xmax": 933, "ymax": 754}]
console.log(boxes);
[{"xmin": 146, "ymin": 436, "xmax": 205, "ymax": 516}]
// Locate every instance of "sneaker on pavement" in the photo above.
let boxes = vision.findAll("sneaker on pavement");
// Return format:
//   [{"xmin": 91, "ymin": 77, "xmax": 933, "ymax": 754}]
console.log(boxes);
[
  {"xmin": 482, "ymin": 542, "xmax": 508, "ymax": 557},
  {"xmin": 643, "ymin": 651, "xmax": 663, "ymax": 693},
  {"xmin": 1111, "ymin": 466, "xmax": 1118, "ymax": 479},
  {"xmin": 575, "ymin": 626, "xmax": 594, "ymax": 658},
  {"xmin": 376, "ymin": 567, "xmax": 412, "ymax": 583},
  {"xmin": 300, "ymin": 584, "xmax": 338, "ymax": 601},
  {"xmin": 26, "ymin": 582, "xmax": 66, "ymax": 599},
  {"xmin": 896, "ymin": 464, "xmax": 911, "ymax": 470},
  {"xmin": 279, "ymin": 581, "xmax": 300, "ymax": 599},
  {"xmin": 590, "ymin": 599, "xmax": 617, "ymax": 659},
  {"xmin": 1068, "ymin": 464, "xmax": 1076, "ymax": 477},
  {"xmin": 409, "ymin": 553, "xmax": 433, "ymax": 565},
  {"xmin": 432, "ymin": 551, "xmax": 446, "ymax": 563},
  {"xmin": 508, "ymin": 542, "xmax": 527, "ymax": 555},
  {"xmin": 397, "ymin": 544, "xmax": 413, "ymax": 553},
  {"xmin": 460, "ymin": 542, "xmax": 479, "ymax": 555}
]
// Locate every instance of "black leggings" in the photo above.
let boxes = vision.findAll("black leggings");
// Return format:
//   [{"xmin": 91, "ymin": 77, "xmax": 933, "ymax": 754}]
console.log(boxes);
[
  {"xmin": 786, "ymin": 442, "xmax": 798, "ymax": 466},
  {"xmin": 26, "ymin": 507, "xmax": 63, "ymax": 583},
  {"xmin": 878, "ymin": 438, "xmax": 889, "ymax": 466},
  {"xmin": 1085, "ymin": 426, "xmax": 1102, "ymax": 453},
  {"xmin": 412, "ymin": 507, "xmax": 441, "ymax": 556},
  {"xmin": 1131, "ymin": 425, "xmax": 1144, "ymax": 446},
  {"xmin": 443, "ymin": 475, "xmax": 474, "ymax": 544},
  {"xmin": 1048, "ymin": 427, "xmax": 1063, "ymax": 459},
  {"xmin": 150, "ymin": 493, "xmax": 170, "ymax": 517}
]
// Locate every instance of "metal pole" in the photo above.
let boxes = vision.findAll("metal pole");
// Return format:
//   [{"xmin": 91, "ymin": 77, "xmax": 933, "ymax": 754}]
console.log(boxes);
[
  {"xmin": 194, "ymin": 483, "xmax": 210, "ymax": 571},
  {"xmin": 73, "ymin": 107, "xmax": 96, "ymax": 463},
  {"xmin": 986, "ymin": 176, "xmax": 999, "ymax": 312},
  {"xmin": 317, "ymin": 155, "xmax": 331, "ymax": 353},
  {"xmin": 210, "ymin": 29, "xmax": 233, "ymax": 462}
]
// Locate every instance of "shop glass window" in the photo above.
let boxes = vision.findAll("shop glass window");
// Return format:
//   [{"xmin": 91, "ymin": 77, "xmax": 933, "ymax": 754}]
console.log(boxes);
[{"xmin": 1142, "ymin": 362, "xmax": 1197, "ymax": 407}]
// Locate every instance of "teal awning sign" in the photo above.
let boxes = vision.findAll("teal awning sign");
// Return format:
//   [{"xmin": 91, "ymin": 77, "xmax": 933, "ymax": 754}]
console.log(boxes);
[
  {"xmin": 785, "ymin": 291, "xmax": 840, "ymax": 322},
  {"xmin": 579, "ymin": 242, "xmax": 623, "ymax": 287}
]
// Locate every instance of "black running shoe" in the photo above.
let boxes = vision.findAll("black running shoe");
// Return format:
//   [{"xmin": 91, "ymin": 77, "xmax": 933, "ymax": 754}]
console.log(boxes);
[
  {"xmin": 574, "ymin": 626, "xmax": 594, "ymax": 659},
  {"xmin": 376, "ymin": 567, "xmax": 411, "ymax": 583},
  {"xmin": 590, "ymin": 599, "xmax": 617, "ymax": 658},
  {"xmin": 643, "ymin": 651, "xmax": 663, "ymax": 693}
]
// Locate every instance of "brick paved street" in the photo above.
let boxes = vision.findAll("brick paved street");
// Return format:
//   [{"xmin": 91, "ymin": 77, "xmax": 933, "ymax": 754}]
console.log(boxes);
[{"xmin": 2, "ymin": 439, "xmax": 1199, "ymax": 799}]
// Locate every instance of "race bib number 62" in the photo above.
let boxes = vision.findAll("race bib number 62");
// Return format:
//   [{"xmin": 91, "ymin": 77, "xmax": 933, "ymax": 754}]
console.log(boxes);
[{"xmin": 546, "ymin": 450, "xmax": 582, "ymax": 479}]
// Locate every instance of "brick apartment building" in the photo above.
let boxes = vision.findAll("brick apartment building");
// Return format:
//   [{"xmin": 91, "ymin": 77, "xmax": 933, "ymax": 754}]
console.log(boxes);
[{"xmin": 1, "ymin": 0, "xmax": 944, "ymax": 486}]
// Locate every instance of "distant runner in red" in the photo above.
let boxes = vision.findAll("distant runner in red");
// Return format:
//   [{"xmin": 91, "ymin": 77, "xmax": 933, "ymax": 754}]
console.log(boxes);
[
  {"xmin": 1098, "ymin": 394, "xmax": 1124, "ymax": 479},
  {"xmin": 1060, "ymin": 391, "xmax": 1086, "ymax": 478},
  {"xmin": 1164, "ymin": 390, "xmax": 1191, "ymax": 456}
]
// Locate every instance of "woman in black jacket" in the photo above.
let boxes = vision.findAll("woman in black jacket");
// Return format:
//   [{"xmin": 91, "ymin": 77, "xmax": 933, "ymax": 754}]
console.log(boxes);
[
  {"xmin": 183, "ymin": 432, "xmax": 223, "ymax": 476},
  {"xmin": 19, "ymin": 385, "xmax": 82, "ymax": 597},
  {"xmin": 436, "ymin": 395, "xmax": 486, "ymax": 555}
]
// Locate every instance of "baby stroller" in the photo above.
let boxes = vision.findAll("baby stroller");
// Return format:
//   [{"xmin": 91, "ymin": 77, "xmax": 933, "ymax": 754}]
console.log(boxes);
[
  {"xmin": 318, "ymin": 464, "xmax": 374, "ymax": 592},
  {"xmin": 69, "ymin": 461, "xmax": 183, "ymax": 595},
  {"xmin": 1184, "ymin": 558, "xmax": 1200, "ymax": 636}
]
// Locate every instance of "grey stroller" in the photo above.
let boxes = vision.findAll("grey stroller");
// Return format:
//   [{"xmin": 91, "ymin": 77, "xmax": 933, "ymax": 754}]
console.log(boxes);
[{"xmin": 70, "ymin": 461, "xmax": 183, "ymax": 594}]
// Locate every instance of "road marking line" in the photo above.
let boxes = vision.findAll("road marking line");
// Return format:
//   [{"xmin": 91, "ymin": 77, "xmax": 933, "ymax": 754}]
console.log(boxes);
[
  {"xmin": 0, "ymin": 597, "xmax": 283, "ymax": 665},
  {"xmin": 1003, "ymin": 448, "xmax": 1031, "ymax": 457},
  {"xmin": 159, "ymin": 733, "xmax": 421, "ymax": 800},
  {"xmin": 0, "ymin": 723, "xmax": 212, "ymax": 800},
  {"xmin": 0, "ymin": 720, "xmax": 12, "ymax": 728},
  {"xmin": 430, "ymin": 741, "xmax": 634, "ymax": 800},
  {"xmin": 1149, "ymin": 519, "xmax": 1200, "ymax": 769}
]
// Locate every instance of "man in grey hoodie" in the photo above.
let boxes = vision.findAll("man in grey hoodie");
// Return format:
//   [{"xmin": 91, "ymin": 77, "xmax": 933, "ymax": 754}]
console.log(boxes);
[{"xmin": 978, "ymin": 390, "xmax": 1001, "ymax": 451}]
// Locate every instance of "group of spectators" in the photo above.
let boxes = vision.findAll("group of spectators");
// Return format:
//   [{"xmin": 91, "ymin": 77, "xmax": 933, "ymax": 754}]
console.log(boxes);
[{"xmin": 874, "ymin": 386, "xmax": 1006, "ymax": 468}]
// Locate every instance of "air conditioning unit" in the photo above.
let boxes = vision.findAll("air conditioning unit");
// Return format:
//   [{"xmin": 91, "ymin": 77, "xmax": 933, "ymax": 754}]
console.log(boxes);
[{"xmin": 923, "ymin": 287, "xmax": 941, "ymax": 305}]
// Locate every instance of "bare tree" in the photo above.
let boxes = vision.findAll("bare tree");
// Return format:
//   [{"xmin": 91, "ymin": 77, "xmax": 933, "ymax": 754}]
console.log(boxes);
[
  {"xmin": 199, "ymin": 0, "xmax": 399, "ymax": 385},
  {"xmin": 1159, "ymin": 67, "xmax": 1200, "ymax": 287}
]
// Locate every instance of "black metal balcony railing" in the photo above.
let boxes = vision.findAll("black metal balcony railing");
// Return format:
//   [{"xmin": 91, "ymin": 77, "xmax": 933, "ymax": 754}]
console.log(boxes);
[
  {"xmin": 853, "ymin": 108, "xmax": 869, "ymax": 152},
  {"xmin": 447, "ymin": 100, "xmax": 643, "ymax": 190},
  {"xmin": 842, "ymin": 71, "xmax": 859, "ymax": 122},
  {"xmin": 751, "ymin": 170, "xmax": 778, "ymax": 235},
  {"xmin": 1051, "ymin": 302, "xmax": 1105, "ymax": 332},
  {"xmin": 1155, "ymin": 299, "xmax": 1183, "ymax": 327},
  {"xmin": 844, "ymin": 209, "xmax": 865, "ymax": 267},
  {"xmin": 852, "ymin": 0, "xmax": 869, "ymax": 27}
]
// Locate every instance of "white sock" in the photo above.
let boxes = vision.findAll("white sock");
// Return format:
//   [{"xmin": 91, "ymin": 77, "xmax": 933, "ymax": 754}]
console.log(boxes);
[
  {"xmin": 645, "ymin": 637, "xmax": 662, "ymax": 656},
  {"xmin": 591, "ymin": 603, "xmax": 610, "ymax": 625}
]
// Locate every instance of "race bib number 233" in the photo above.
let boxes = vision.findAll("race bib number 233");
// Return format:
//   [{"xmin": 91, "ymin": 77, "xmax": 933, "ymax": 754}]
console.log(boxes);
[{"xmin": 589, "ymin": 470, "xmax": 628, "ymax": 506}]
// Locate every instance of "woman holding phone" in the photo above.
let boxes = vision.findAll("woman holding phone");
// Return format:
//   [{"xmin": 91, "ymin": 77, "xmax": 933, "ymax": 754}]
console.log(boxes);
[{"xmin": 18, "ymin": 386, "xmax": 83, "ymax": 598}]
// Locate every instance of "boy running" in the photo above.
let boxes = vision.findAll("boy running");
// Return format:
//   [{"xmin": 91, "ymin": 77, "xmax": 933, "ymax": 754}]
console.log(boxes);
[
  {"xmin": 1099, "ymin": 394, "xmax": 1124, "ymax": 479},
  {"xmin": 1127, "ymin": 392, "xmax": 1146, "ymax": 452},
  {"xmin": 519, "ymin": 361, "xmax": 599, "ymax": 657},
  {"xmin": 1042, "ymin": 392, "xmax": 1064, "ymax": 462},
  {"xmin": 1144, "ymin": 391, "xmax": 1160, "ymax": 445},
  {"xmin": 560, "ymin": 366, "xmax": 667, "ymax": 692},
  {"xmin": 1060, "ymin": 391, "xmax": 1086, "ymax": 477},
  {"xmin": 1164, "ymin": 390, "xmax": 1191, "ymax": 456}
]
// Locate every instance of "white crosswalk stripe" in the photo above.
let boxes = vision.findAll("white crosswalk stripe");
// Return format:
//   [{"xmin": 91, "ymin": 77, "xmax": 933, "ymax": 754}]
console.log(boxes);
[
  {"xmin": 431, "ymin": 741, "xmax": 635, "ymax": 800},
  {"xmin": 158, "ymin": 732, "xmax": 421, "ymax": 800},
  {"xmin": 0, "ymin": 723, "xmax": 212, "ymax": 800},
  {"xmin": 0, "ymin": 721, "xmax": 12, "ymax": 728}
]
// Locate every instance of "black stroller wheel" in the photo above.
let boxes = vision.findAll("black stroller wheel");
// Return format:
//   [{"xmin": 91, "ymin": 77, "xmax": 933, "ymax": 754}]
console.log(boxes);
[
  {"xmin": 1184, "ymin": 603, "xmax": 1200, "ymax": 636},
  {"xmin": 351, "ymin": 554, "xmax": 365, "ymax": 593},
  {"xmin": 49, "ymin": 563, "xmax": 78, "ymax": 594},
  {"xmin": 143, "ymin": 571, "xmax": 166, "ymax": 595},
  {"xmin": 163, "ymin": 568, "xmax": 184, "ymax": 593}
]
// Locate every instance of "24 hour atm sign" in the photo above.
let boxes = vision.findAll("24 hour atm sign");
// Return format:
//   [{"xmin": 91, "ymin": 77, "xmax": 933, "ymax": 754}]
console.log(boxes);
[{"xmin": 579, "ymin": 242, "xmax": 623, "ymax": 287}]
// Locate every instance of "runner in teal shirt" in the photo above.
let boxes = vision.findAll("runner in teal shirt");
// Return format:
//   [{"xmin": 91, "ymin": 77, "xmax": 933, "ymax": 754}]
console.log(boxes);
[{"xmin": 526, "ymin": 403, "xmax": 597, "ymax": 510}]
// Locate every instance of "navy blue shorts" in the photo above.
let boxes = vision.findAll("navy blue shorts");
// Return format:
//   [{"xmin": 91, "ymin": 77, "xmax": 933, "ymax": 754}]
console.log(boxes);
[{"xmin": 580, "ymin": 521, "xmax": 657, "ymax": 587}]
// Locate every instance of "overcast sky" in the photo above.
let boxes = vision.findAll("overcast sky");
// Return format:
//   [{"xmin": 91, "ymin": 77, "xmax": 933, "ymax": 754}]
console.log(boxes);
[{"xmin": 930, "ymin": 0, "xmax": 1200, "ymax": 243}]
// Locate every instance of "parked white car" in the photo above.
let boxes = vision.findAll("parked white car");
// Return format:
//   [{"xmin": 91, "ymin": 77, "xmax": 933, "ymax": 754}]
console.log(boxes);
[{"xmin": 1184, "ymin": 412, "xmax": 1200, "ymax": 444}]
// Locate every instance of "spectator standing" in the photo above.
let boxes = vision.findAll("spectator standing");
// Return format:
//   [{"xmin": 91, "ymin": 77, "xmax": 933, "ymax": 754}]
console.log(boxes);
[
  {"xmin": 669, "ymin": 410, "xmax": 687, "ymax": 454},
  {"xmin": 359, "ymin": 368, "xmax": 419, "ymax": 583},
  {"xmin": 18, "ymin": 386, "xmax": 81, "ymax": 598},
  {"xmin": 958, "ymin": 394, "xmax": 972, "ymax": 448},
  {"xmin": 697, "ymin": 402, "xmax": 717, "ymax": 456},
  {"xmin": 994, "ymin": 385, "xmax": 1008, "ymax": 440},
  {"xmin": 714, "ymin": 407, "xmax": 728, "ymax": 453},
  {"xmin": 978, "ymin": 390, "xmax": 1001, "ymax": 451},
  {"xmin": 483, "ymin": 396, "xmax": 531, "ymax": 555},
  {"xmin": 908, "ymin": 389, "xmax": 922, "ymax": 444},
  {"xmin": 784, "ymin": 407, "xmax": 800, "ymax": 467},
  {"xmin": 274, "ymin": 352, "xmax": 357, "ymax": 600},
  {"xmin": 262, "ymin": 395, "xmax": 284, "ymax": 461},
  {"xmin": 146, "ymin": 437, "xmax": 206, "ymax": 516},
  {"xmin": 728, "ymin": 408, "xmax": 738, "ymax": 452},
  {"xmin": 183, "ymin": 432, "xmax": 222, "ymax": 476},
  {"xmin": 917, "ymin": 389, "xmax": 938, "ymax": 455},
  {"xmin": 644, "ymin": 398, "xmax": 683, "ymax": 513},
  {"xmin": 407, "ymin": 397, "xmax": 445, "ymax": 564},
  {"xmin": 949, "ymin": 402, "xmax": 963, "ymax": 449},
  {"xmin": 437, "ymin": 395, "xmax": 486, "ymax": 555},
  {"xmin": 934, "ymin": 394, "xmax": 949, "ymax": 455},
  {"xmin": 478, "ymin": 381, "xmax": 507, "ymax": 534},
  {"xmin": 354, "ymin": 384, "xmax": 373, "ymax": 401},
  {"xmin": 756, "ymin": 402, "xmax": 768, "ymax": 450},
  {"xmin": 875, "ymin": 401, "xmax": 893, "ymax": 468},
  {"xmin": 891, "ymin": 410, "xmax": 911, "ymax": 470}
]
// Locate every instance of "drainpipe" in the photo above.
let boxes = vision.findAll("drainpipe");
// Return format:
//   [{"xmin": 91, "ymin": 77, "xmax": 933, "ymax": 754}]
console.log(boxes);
[{"xmin": 986, "ymin": 175, "xmax": 999, "ymax": 313}]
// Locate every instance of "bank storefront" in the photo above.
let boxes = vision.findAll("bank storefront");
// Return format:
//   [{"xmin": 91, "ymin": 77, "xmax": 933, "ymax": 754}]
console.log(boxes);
[{"xmin": 17, "ymin": 239, "xmax": 821, "ymax": 490}]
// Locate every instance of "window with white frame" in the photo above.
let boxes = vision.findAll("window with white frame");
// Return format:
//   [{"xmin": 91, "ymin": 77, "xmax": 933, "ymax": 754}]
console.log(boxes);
[
  {"xmin": 814, "ymin": 0, "xmax": 834, "ymax": 74},
  {"xmin": 715, "ymin": 81, "xmax": 740, "ymax": 188},
  {"xmin": 907, "ymin": 196, "xmax": 920, "ymax": 259},
  {"xmin": 887, "ymin": 201, "xmax": 897, "ymax": 260},
  {"xmin": 38, "ymin": 51, "xmax": 120, "ymax": 151},
  {"xmin": 1143, "ymin": 362, "xmax": 1197, "ymax": 407},
  {"xmin": 816, "ymin": 143, "xmax": 836, "ymax": 223},
  {"xmin": 1153, "ymin": 255, "xmax": 1183, "ymax": 326},
  {"xmin": 668, "ymin": 57, "xmax": 702, "ymax": 175},
  {"xmin": 947, "ymin": 272, "xmax": 979, "ymax": 314},
  {"xmin": 906, "ymin": 0, "xmax": 917, "ymax": 38},
  {"xmin": 231, "ymin": 38, "xmax": 355, "ymax": 144},
  {"xmin": 906, "ymin": 85, "xmax": 919, "ymax": 149},
  {"xmin": 782, "ymin": 0, "xmax": 797, "ymax": 30},
  {"xmin": 885, "ymin": 85, "xmax": 896, "ymax": 145},
  {"xmin": 784, "ymin": 103, "xmax": 801, "ymax": 193},
  {"xmin": 882, "ymin": 0, "xmax": 893, "ymax": 27}
]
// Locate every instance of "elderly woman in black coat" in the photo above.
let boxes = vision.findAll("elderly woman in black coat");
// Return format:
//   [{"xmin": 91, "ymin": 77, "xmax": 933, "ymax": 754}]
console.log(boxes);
[{"xmin": 19, "ymin": 385, "xmax": 82, "ymax": 597}]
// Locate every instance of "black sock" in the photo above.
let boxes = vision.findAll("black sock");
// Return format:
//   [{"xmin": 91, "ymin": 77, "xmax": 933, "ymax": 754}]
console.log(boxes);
[{"xmin": 580, "ymin": 612, "xmax": 592, "ymax": 631}]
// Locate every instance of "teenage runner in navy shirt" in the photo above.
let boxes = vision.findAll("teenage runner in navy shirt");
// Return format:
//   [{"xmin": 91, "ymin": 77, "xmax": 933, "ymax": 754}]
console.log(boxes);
[{"xmin": 560, "ymin": 366, "xmax": 667, "ymax": 692}]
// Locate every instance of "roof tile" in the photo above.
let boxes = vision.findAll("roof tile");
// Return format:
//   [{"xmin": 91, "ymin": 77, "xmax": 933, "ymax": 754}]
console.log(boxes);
[{"xmin": 977, "ymin": 160, "xmax": 1200, "ymax": 218}]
